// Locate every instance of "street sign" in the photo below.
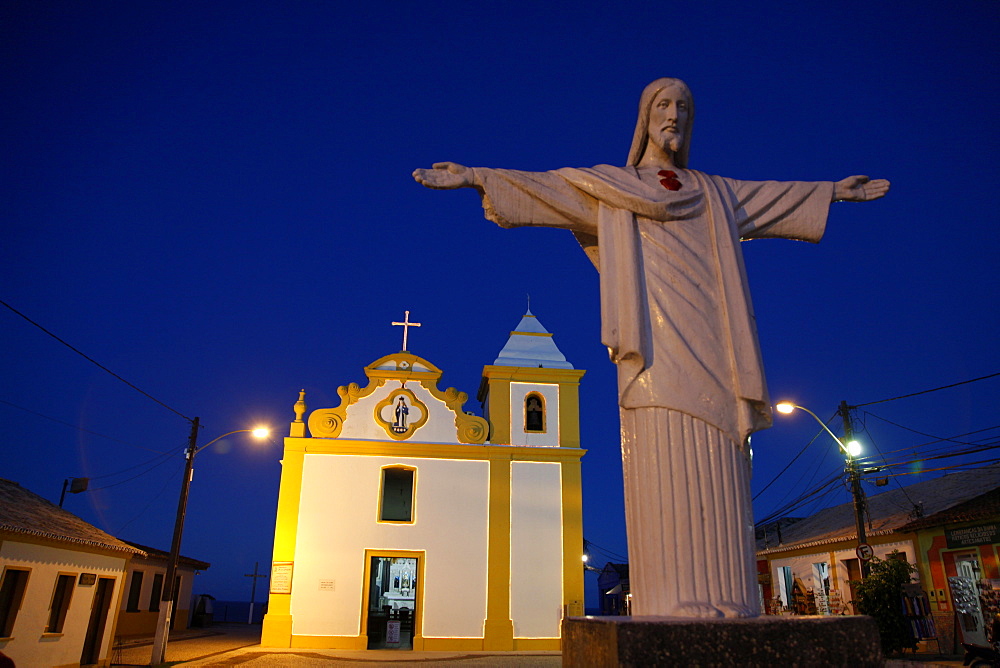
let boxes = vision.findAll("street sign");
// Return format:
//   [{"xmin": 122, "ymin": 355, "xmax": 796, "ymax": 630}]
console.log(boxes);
[{"xmin": 856, "ymin": 543, "xmax": 875, "ymax": 561}]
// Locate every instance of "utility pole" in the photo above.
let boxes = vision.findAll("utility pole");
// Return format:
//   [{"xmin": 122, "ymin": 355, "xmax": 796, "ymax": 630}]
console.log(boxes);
[
  {"xmin": 151, "ymin": 417, "xmax": 200, "ymax": 665},
  {"xmin": 244, "ymin": 562, "xmax": 267, "ymax": 624},
  {"xmin": 840, "ymin": 401, "xmax": 870, "ymax": 578}
]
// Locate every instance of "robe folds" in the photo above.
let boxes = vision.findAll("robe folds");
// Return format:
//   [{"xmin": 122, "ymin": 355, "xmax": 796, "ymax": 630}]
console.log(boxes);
[{"xmin": 477, "ymin": 165, "xmax": 833, "ymax": 447}]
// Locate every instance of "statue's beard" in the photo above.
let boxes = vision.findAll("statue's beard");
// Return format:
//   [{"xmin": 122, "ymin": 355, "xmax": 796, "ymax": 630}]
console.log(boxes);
[{"xmin": 669, "ymin": 135, "xmax": 683, "ymax": 155}]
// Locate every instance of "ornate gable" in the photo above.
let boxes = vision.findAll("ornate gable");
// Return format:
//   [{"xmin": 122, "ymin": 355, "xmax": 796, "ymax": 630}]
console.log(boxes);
[{"xmin": 306, "ymin": 352, "xmax": 489, "ymax": 444}]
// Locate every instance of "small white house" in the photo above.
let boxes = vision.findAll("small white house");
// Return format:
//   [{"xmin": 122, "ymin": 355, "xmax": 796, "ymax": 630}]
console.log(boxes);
[
  {"xmin": 0, "ymin": 478, "xmax": 142, "ymax": 667},
  {"xmin": 115, "ymin": 542, "xmax": 210, "ymax": 637}
]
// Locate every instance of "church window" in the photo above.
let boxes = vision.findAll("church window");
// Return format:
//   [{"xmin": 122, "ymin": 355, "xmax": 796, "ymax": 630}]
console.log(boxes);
[
  {"xmin": 380, "ymin": 466, "xmax": 415, "ymax": 523},
  {"xmin": 0, "ymin": 567, "xmax": 30, "ymax": 638},
  {"xmin": 525, "ymin": 392, "xmax": 546, "ymax": 433}
]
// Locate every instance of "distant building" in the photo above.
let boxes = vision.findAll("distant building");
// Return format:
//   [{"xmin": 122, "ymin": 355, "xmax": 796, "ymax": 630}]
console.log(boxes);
[
  {"xmin": 262, "ymin": 310, "xmax": 586, "ymax": 651},
  {"xmin": 756, "ymin": 465, "xmax": 1000, "ymax": 650},
  {"xmin": 596, "ymin": 563, "xmax": 630, "ymax": 616},
  {"xmin": 0, "ymin": 478, "xmax": 142, "ymax": 667},
  {"xmin": 115, "ymin": 542, "xmax": 210, "ymax": 637}
]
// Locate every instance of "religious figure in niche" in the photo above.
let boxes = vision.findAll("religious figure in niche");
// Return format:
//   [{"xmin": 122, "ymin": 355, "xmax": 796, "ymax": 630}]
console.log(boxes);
[
  {"xmin": 413, "ymin": 78, "xmax": 889, "ymax": 618},
  {"xmin": 393, "ymin": 396, "xmax": 409, "ymax": 433},
  {"xmin": 525, "ymin": 394, "xmax": 544, "ymax": 432}
]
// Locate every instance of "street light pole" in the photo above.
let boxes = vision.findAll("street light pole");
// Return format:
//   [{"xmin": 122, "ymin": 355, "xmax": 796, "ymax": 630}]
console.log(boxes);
[
  {"xmin": 150, "ymin": 417, "xmax": 200, "ymax": 665},
  {"xmin": 775, "ymin": 401, "xmax": 870, "ymax": 578},
  {"xmin": 839, "ymin": 401, "xmax": 870, "ymax": 577},
  {"xmin": 150, "ymin": 421, "xmax": 270, "ymax": 666}
]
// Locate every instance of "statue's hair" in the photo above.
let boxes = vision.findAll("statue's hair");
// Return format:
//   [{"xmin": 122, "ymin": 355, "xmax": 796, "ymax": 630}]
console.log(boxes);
[{"xmin": 626, "ymin": 78, "xmax": 695, "ymax": 168}]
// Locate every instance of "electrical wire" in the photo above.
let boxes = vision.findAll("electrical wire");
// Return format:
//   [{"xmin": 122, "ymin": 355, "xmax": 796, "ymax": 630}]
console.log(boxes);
[
  {"xmin": 752, "ymin": 426, "xmax": 827, "ymax": 501},
  {"xmin": 87, "ymin": 450, "xmax": 181, "ymax": 492},
  {"xmin": 755, "ymin": 473, "xmax": 842, "ymax": 527},
  {"xmin": 0, "ymin": 398, "xmax": 167, "ymax": 454},
  {"xmin": 115, "ymin": 460, "xmax": 186, "ymax": 535},
  {"xmin": 881, "ymin": 459, "xmax": 1000, "ymax": 478},
  {"xmin": 862, "ymin": 411, "xmax": 1000, "ymax": 448},
  {"xmin": 1, "ymin": 298, "xmax": 193, "ymax": 422},
  {"xmin": 852, "ymin": 372, "xmax": 1000, "ymax": 408}
]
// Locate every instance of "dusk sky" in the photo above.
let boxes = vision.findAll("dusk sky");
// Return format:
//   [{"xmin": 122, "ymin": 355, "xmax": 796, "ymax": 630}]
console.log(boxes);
[{"xmin": 3, "ymin": 1, "xmax": 997, "ymax": 606}]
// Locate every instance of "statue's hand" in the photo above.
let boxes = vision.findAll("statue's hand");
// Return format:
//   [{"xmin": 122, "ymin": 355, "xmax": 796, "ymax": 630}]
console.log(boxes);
[
  {"xmin": 833, "ymin": 175, "xmax": 890, "ymax": 202},
  {"xmin": 412, "ymin": 162, "xmax": 476, "ymax": 189}
]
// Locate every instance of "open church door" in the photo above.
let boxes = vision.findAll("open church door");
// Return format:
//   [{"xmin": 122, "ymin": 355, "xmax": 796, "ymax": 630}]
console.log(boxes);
[{"xmin": 363, "ymin": 552, "xmax": 422, "ymax": 650}]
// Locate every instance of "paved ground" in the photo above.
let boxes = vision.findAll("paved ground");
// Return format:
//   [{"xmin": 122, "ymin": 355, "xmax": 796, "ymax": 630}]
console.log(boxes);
[
  {"xmin": 112, "ymin": 623, "xmax": 970, "ymax": 667},
  {"xmin": 111, "ymin": 624, "xmax": 560, "ymax": 667}
]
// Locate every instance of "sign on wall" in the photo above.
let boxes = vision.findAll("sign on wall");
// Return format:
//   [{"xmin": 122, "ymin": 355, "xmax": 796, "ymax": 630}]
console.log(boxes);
[
  {"xmin": 270, "ymin": 561, "xmax": 294, "ymax": 594},
  {"xmin": 946, "ymin": 523, "xmax": 999, "ymax": 549}
]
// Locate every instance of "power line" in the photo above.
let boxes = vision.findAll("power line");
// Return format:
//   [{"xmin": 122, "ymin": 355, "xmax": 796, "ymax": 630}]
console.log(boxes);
[
  {"xmin": 0, "ymin": 398, "xmax": 167, "ymax": 454},
  {"xmin": 883, "ymin": 459, "xmax": 1000, "ymax": 478},
  {"xmin": 753, "ymin": 418, "xmax": 832, "ymax": 501},
  {"xmin": 1, "ymin": 299, "xmax": 192, "ymax": 422},
  {"xmin": 853, "ymin": 372, "xmax": 1000, "ymax": 408},
  {"xmin": 88, "ymin": 450, "xmax": 180, "ymax": 491},
  {"xmin": 862, "ymin": 411, "xmax": 1000, "ymax": 448}
]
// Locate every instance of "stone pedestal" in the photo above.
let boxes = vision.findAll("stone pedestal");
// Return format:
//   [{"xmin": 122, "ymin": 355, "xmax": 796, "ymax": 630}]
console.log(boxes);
[{"xmin": 563, "ymin": 615, "xmax": 883, "ymax": 667}]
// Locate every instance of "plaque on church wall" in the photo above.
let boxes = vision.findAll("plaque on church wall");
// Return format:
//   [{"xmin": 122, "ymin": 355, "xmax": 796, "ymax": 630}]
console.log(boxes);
[{"xmin": 270, "ymin": 561, "xmax": 294, "ymax": 594}]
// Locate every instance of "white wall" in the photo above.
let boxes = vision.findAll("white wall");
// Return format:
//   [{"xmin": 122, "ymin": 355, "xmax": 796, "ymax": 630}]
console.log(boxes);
[
  {"xmin": 292, "ymin": 454, "xmax": 490, "ymax": 638},
  {"xmin": 509, "ymin": 382, "xmax": 559, "ymax": 447},
  {"xmin": 0, "ymin": 540, "xmax": 126, "ymax": 668},
  {"xmin": 510, "ymin": 462, "xmax": 563, "ymax": 637}
]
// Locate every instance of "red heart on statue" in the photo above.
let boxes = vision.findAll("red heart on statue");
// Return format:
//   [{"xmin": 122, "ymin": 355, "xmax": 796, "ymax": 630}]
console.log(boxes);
[{"xmin": 657, "ymin": 170, "xmax": 682, "ymax": 191}]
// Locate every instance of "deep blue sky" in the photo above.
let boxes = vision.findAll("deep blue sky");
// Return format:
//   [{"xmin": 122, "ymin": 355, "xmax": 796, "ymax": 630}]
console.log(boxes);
[{"xmin": 3, "ymin": 1, "xmax": 997, "ymax": 604}]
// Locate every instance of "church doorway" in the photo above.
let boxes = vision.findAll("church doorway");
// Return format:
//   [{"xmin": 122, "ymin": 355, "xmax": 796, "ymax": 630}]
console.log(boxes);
[{"xmin": 363, "ymin": 552, "xmax": 421, "ymax": 650}]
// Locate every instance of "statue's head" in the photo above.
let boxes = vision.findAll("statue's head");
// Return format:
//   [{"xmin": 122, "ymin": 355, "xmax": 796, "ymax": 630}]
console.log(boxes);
[{"xmin": 627, "ymin": 78, "xmax": 694, "ymax": 168}]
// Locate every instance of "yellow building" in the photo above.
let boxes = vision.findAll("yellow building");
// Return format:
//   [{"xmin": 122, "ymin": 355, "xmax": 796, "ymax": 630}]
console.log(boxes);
[{"xmin": 262, "ymin": 310, "xmax": 586, "ymax": 651}]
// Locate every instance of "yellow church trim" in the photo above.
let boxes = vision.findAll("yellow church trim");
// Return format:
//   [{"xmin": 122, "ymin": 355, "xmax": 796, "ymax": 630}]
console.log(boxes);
[
  {"xmin": 289, "ymin": 437, "xmax": 585, "ymax": 463},
  {"xmin": 509, "ymin": 331, "xmax": 554, "ymax": 337},
  {"xmin": 561, "ymin": 456, "xmax": 585, "ymax": 619},
  {"xmin": 483, "ymin": 452, "xmax": 514, "ymax": 650},
  {"xmin": 261, "ymin": 446, "xmax": 305, "ymax": 647}
]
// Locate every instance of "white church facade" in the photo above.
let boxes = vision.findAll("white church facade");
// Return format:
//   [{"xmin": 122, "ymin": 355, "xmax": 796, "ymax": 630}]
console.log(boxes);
[{"xmin": 261, "ymin": 311, "xmax": 586, "ymax": 651}]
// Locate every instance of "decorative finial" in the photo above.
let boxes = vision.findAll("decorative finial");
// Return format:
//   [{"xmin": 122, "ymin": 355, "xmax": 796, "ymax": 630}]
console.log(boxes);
[
  {"xmin": 391, "ymin": 310, "xmax": 422, "ymax": 352},
  {"xmin": 293, "ymin": 389, "xmax": 307, "ymax": 423}
]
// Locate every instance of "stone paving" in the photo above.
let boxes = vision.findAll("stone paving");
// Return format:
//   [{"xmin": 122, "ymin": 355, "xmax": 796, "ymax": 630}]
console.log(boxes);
[
  {"xmin": 110, "ymin": 624, "xmax": 561, "ymax": 667},
  {"xmin": 111, "ymin": 622, "xmax": 968, "ymax": 667}
]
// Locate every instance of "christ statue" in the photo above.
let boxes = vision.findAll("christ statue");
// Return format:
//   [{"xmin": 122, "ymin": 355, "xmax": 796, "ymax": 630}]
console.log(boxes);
[{"xmin": 413, "ymin": 78, "xmax": 888, "ymax": 618}]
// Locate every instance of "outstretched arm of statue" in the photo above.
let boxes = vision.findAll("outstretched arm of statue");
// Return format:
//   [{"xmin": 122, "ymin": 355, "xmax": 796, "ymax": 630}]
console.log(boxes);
[
  {"xmin": 833, "ymin": 175, "xmax": 890, "ymax": 202},
  {"xmin": 412, "ymin": 162, "xmax": 480, "ymax": 190}
]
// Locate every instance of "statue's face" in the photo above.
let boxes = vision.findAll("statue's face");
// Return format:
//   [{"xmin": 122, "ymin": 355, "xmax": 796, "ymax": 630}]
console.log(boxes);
[{"xmin": 647, "ymin": 84, "xmax": 690, "ymax": 156}]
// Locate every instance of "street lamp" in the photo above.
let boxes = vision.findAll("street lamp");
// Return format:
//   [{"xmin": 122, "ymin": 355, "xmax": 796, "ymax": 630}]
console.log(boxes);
[
  {"xmin": 775, "ymin": 403, "xmax": 862, "ymax": 458},
  {"xmin": 150, "ymin": 419, "xmax": 270, "ymax": 665},
  {"xmin": 774, "ymin": 401, "xmax": 870, "ymax": 577}
]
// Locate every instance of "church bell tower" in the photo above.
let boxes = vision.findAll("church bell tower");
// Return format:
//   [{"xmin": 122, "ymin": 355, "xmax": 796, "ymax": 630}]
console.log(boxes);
[{"xmin": 477, "ymin": 309, "xmax": 585, "ymax": 448}]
